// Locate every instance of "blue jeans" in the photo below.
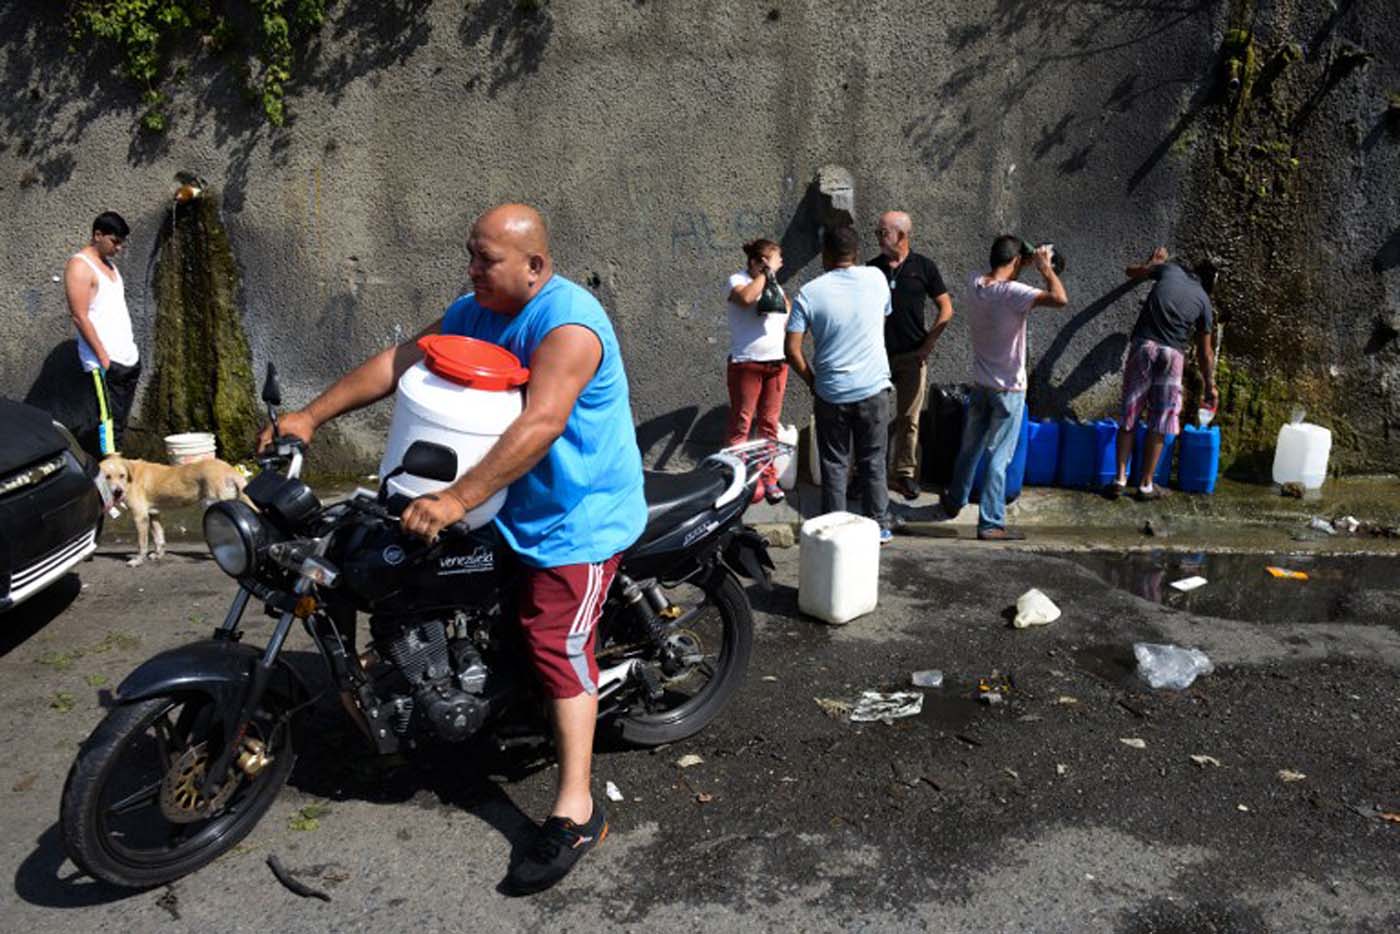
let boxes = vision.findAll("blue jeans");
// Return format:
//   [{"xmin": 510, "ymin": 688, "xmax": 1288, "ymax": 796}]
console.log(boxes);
[{"xmin": 947, "ymin": 387, "xmax": 1025, "ymax": 531}]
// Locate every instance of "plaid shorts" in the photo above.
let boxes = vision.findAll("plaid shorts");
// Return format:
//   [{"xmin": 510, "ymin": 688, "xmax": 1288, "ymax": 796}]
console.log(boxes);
[{"xmin": 1120, "ymin": 339, "xmax": 1184, "ymax": 436}]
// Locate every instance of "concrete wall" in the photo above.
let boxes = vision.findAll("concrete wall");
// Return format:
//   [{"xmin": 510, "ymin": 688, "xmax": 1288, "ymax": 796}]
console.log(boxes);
[{"xmin": 2, "ymin": 1, "xmax": 1396, "ymax": 474}]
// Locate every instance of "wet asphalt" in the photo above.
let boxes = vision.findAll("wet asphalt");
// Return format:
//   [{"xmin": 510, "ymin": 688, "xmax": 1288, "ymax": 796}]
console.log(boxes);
[{"xmin": 1, "ymin": 537, "xmax": 1398, "ymax": 933}]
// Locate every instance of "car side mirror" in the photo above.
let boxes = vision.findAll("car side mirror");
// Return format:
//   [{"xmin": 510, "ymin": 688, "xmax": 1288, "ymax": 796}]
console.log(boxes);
[
  {"xmin": 401, "ymin": 441, "xmax": 458, "ymax": 483},
  {"xmin": 262, "ymin": 362, "xmax": 283, "ymax": 408}
]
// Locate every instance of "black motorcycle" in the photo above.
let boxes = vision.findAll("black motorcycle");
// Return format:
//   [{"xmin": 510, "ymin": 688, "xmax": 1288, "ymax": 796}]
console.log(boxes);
[{"xmin": 60, "ymin": 366, "xmax": 783, "ymax": 888}]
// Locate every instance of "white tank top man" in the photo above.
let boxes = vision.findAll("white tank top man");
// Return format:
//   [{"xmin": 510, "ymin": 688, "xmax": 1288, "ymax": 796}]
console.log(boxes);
[{"xmin": 65, "ymin": 212, "xmax": 141, "ymax": 456}]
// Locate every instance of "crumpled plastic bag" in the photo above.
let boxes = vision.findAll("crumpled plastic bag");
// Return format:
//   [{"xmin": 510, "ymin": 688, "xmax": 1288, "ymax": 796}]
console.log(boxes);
[
  {"xmin": 1014, "ymin": 588, "xmax": 1061, "ymax": 628},
  {"xmin": 1133, "ymin": 642, "xmax": 1214, "ymax": 690},
  {"xmin": 848, "ymin": 691, "xmax": 923, "ymax": 724}
]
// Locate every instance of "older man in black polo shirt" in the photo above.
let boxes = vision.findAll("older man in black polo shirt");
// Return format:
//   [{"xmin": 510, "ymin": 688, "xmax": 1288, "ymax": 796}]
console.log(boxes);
[{"xmin": 869, "ymin": 211, "xmax": 955, "ymax": 500}]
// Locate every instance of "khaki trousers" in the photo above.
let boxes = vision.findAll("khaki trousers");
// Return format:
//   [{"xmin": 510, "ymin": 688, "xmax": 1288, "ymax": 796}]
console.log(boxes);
[{"xmin": 888, "ymin": 351, "xmax": 927, "ymax": 481}]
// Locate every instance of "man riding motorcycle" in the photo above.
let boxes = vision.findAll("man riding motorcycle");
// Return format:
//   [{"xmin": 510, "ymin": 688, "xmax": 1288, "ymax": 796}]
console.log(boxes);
[{"xmin": 256, "ymin": 203, "xmax": 645, "ymax": 895}]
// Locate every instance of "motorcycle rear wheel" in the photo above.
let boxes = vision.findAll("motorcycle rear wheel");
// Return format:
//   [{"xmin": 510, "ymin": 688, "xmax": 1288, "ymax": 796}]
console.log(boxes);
[
  {"xmin": 60, "ymin": 691, "xmax": 296, "ymax": 888},
  {"xmin": 609, "ymin": 568, "xmax": 753, "ymax": 746}
]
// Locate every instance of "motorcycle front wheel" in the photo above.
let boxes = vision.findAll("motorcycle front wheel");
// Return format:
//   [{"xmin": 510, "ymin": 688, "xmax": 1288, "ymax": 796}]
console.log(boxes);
[
  {"xmin": 606, "ymin": 568, "xmax": 753, "ymax": 746},
  {"xmin": 60, "ymin": 690, "xmax": 297, "ymax": 888}
]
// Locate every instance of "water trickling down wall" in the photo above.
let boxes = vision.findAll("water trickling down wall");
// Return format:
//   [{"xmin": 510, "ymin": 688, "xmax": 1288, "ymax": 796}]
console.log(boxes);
[{"xmin": 141, "ymin": 189, "xmax": 259, "ymax": 462}]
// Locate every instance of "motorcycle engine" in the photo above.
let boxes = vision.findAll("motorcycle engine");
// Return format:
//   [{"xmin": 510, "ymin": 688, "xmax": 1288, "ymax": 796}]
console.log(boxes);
[{"xmin": 371, "ymin": 614, "xmax": 491, "ymax": 743}]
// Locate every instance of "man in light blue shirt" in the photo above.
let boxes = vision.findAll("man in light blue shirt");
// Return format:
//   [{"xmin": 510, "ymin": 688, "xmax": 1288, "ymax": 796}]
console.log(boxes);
[{"xmin": 785, "ymin": 225, "xmax": 895, "ymax": 540}]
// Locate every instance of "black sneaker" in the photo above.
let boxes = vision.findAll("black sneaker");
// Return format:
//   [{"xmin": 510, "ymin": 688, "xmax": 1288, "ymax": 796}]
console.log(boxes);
[
  {"xmin": 503, "ymin": 801, "xmax": 608, "ymax": 896},
  {"xmin": 936, "ymin": 493, "xmax": 960, "ymax": 520}
]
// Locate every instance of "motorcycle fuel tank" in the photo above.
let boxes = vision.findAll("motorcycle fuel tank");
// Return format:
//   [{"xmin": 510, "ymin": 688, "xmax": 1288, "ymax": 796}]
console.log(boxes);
[{"xmin": 336, "ymin": 521, "xmax": 512, "ymax": 611}]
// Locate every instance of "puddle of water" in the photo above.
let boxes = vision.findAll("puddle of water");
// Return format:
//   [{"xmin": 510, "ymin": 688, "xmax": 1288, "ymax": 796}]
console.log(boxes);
[
  {"xmin": 1071, "ymin": 644, "xmax": 1138, "ymax": 686},
  {"xmin": 915, "ymin": 681, "xmax": 985, "ymax": 732},
  {"xmin": 1056, "ymin": 550, "xmax": 1400, "ymax": 625}
]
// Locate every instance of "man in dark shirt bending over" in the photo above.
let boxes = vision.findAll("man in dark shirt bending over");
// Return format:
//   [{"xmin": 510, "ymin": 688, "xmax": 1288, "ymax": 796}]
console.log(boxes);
[
  {"xmin": 1107, "ymin": 246, "xmax": 1218, "ymax": 501},
  {"xmin": 869, "ymin": 211, "xmax": 954, "ymax": 500}
]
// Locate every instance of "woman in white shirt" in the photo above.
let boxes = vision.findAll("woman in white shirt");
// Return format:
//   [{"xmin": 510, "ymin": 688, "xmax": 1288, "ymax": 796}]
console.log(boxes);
[{"xmin": 724, "ymin": 238, "xmax": 790, "ymax": 503}]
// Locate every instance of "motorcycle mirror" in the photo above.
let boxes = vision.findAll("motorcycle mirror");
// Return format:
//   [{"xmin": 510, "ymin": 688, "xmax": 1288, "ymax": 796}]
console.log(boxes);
[
  {"xmin": 261, "ymin": 362, "xmax": 283, "ymax": 408},
  {"xmin": 401, "ymin": 441, "xmax": 458, "ymax": 483}
]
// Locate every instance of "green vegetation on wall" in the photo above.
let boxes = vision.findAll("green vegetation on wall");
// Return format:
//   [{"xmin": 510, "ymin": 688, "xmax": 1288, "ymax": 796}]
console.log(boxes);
[
  {"xmin": 1176, "ymin": 0, "xmax": 1379, "ymax": 478},
  {"xmin": 142, "ymin": 190, "xmax": 260, "ymax": 460},
  {"xmin": 68, "ymin": 0, "xmax": 329, "ymax": 131}
]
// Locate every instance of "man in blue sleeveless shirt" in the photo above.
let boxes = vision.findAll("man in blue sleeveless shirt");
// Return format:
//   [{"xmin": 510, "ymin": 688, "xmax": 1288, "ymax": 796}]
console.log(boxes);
[{"xmin": 259, "ymin": 204, "xmax": 645, "ymax": 895}]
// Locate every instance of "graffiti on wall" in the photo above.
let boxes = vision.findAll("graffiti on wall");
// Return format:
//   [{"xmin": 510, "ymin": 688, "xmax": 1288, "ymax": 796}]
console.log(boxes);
[{"xmin": 670, "ymin": 209, "xmax": 772, "ymax": 259}]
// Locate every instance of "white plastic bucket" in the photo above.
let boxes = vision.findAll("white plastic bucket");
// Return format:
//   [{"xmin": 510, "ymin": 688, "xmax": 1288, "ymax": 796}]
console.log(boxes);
[
  {"xmin": 798, "ymin": 511, "xmax": 880, "ymax": 624},
  {"xmin": 164, "ymin": 432, "xmax": 217, "ymax": 465},
  {"xmin": 379, "ymin": 337, "xmax": 526, "ymax": 529},
  {"xmin": 1271, "ymin": 422, "xmax": 1331, "ymax": 490}
]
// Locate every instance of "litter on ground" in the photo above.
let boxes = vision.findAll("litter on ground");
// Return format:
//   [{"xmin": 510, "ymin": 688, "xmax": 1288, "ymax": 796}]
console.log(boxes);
[
  {"xmin": 1169, "ymin": 575, "xmax": 1208, "ymax": 592},
  {"xmin": 675, "ymin": 754, "xmax": 704, "ymax": 769},
  {"xmin": 1013, "ymin": 588, "xmax": 1060, "ymax": 628},
  {"xmin": 849, "ymin": 691, "xmax": 924, "ymax": 724},
  {"xmin": 911, "ymin": 669, "xmax": 944, "ymax": 688},
  {"xmin": 1265, "ymin": 566, "xmax": 1310, "ymax": 581},
  {"xmin": 1308, "ymin": 517, "xmax": 1336, "ymax": 535},
  {"xmin": 605, "ymin": 781, "xmax": 625, "ymax": 802},
  {"xmin": 1120, "ymin": 737, "xmax": 1147, "ymax": 749},
  {"xmin": 814, "ymin": 697, "xmax": 850, "ymax": 719},
  {"xmin": 1134, "ymin": 642, "xmax": 1214, "ymax": 690},
  {"xmin": 1190, "ymin": 754, "xmax": 1223, "ymax": 768}
]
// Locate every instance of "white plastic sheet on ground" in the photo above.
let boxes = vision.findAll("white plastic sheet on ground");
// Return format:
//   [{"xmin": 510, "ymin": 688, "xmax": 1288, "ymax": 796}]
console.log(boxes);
[
  {"xmin": 848, "ymin": 691, "xmax": 924, "ymax": 724},
  {"xmin": 1133, "ymin": 642, "xmax": 1214, "ymax": 690}
]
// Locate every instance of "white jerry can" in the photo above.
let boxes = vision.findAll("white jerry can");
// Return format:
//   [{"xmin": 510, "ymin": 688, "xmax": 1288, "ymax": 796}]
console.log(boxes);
[
  {"xmin": 775, "ymin": 423, "xmax": 799, "ymax": 491},
  {"xmin": 798, "ymin": 511, "xmax": 881, "ymax": 624},
  {"xmin": 1271, "ymin": 421, "xmax": 1332, "ymax": 490}
]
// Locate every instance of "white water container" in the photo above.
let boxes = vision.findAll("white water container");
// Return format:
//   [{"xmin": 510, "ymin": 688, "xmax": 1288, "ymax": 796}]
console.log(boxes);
[
  {"xmin": 775, "ymin": 423, "xmax": 799, "ymax": 490},
  {"xmin": 164, "ymin": 432, "xmax": 216, "ymax": 464},
  {"xmin": 798, "ymin": 511, "xmax": 880, "ymax": 624},
  {"xmin": 378, "ymin": 335, "xmax": 529, "ymax": 528},
  {"xmin": 1271, "ymin": 422, "xmax": 1331, "ymax": 490}
]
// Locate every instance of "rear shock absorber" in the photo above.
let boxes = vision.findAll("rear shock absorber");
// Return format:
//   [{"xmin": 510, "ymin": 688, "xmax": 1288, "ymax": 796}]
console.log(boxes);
[{"xmin": 616, "ymin": 573, "xmax": 678, "ymax": 644}]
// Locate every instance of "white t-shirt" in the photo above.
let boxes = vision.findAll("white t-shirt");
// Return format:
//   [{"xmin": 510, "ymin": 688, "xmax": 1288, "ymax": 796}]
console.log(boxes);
[
  {"xmin": 966, "ymin": 272, "xmax": 1040, "ymax": 391},
  {"xmin": 73, "ymin": 253, "xmax": 139, "ymax": 372},
  {"xmin": 725, "ymin": 272, "xmax": 788, "ymax": 362}
]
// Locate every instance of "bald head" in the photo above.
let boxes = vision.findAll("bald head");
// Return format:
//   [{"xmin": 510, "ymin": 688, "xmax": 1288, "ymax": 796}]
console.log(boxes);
[
  {"xmin": 879, "ymin": 211, "xmax": 912, "ymax": 236},
  {"xmin": 876, "ymin": 211, "xmax": 913, "ymax": 261},
  {"xmin": 467, "ymin": 203, "xmax": 553, "ymax": 315},
  {"xmin": 473, "ymin": 203, "xmax": 551, "ymax": 257}
]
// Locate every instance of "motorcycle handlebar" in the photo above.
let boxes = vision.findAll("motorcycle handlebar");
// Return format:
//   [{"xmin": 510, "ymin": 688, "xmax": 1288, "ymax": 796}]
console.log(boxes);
[{"xmin": 346, "ymin": 493, "xmax": 471, "ymax": 541}]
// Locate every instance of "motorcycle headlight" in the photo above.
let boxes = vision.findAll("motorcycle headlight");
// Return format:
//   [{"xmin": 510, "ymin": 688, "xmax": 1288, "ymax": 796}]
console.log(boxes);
[{"xmin": 203, "ymin": 501, "xmax": 266, "ymax": 578}]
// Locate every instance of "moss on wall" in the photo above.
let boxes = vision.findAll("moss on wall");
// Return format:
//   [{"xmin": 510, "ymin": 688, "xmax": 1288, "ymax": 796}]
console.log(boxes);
[
  {"xmin": 1175, "ymin": 0, "xmax": 1386, "ymax": 479},
  {"xmin": 141, "ymin": 190, "xmax": 259, "ymax": 461}
]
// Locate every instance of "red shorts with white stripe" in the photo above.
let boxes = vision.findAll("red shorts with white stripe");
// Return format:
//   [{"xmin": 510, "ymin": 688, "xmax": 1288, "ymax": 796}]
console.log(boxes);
[{"xmin": 517, "ymin": 553, "xmax": 623, "ymax": 699}]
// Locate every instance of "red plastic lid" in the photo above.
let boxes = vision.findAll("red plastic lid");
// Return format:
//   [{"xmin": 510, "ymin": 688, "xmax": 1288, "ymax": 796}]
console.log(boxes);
[{"xmin": 417, "ymin": 334, "xmax": 529, "ymax": 390}]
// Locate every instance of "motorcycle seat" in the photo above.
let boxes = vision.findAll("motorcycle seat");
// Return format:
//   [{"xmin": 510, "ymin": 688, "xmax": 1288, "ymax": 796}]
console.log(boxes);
[{"xmin": 639, "ymin": 465, "xmax": 729, "ymax": 542}]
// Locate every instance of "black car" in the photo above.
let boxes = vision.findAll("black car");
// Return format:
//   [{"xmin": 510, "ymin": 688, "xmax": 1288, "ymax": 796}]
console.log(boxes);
[{"xmin": 0, "ymin": 398, "xmax": 109, "ymax": 611}]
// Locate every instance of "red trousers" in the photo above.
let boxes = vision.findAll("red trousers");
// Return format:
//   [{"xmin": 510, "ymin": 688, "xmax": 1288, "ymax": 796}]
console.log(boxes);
[{"xmin": 725, "ymin": 359, "xmax": 788, "ymax": 481}]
